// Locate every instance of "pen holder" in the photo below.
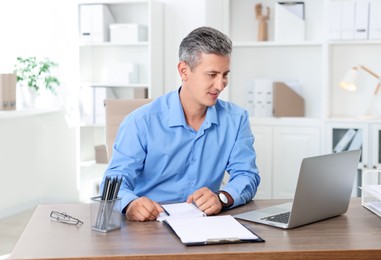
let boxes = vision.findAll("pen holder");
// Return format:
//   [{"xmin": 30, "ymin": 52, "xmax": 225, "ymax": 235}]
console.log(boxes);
[{"xmin": 90, "ymin": 196, "xmax": 122, "ymax": 232}]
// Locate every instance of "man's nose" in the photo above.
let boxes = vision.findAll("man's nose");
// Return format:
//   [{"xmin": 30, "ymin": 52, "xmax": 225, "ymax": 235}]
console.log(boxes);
[{"xmin": 215, "ymin": 76, "xmax": 227, "ymax": 91}]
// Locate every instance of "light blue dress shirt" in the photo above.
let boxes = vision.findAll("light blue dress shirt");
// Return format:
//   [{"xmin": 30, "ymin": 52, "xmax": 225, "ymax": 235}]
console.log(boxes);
[{"xmin": 103, "ymin": 88, "xmax": 260, "ymax": 211}]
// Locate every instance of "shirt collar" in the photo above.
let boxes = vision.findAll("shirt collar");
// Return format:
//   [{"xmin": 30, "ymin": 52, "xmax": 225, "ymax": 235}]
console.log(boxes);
[
  {"xmin": 168, "ymin": 87, "xmax": 187, "ymax": 127},
  {"xmin": 168, "ymin": 87, "xmax": 219, "ymax": 127}
]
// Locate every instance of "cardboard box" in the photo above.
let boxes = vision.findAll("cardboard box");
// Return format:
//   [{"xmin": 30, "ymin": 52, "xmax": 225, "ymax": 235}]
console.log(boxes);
[
  {"xmin": 110, "ymin": 23, "xmax": 147, "ymax": 43},
  {"xmin": 95, "ymin": 144, "xmax": 108, "ymax": 164},
  {"xmin": 104, "ymin": 99, "xmax": 152, "ymax": 159}
]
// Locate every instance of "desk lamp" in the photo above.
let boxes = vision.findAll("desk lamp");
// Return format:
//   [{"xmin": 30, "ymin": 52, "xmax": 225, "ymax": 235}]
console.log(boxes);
[{"xmin": 339, "ymin": 65, "xmax": 381, "ymax": 118}]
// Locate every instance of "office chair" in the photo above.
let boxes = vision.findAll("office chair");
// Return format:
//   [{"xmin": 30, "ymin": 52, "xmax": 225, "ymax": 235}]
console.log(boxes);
[{"xmin": 104, "ymin": 99, "xmax": 152, "ymax": 162}]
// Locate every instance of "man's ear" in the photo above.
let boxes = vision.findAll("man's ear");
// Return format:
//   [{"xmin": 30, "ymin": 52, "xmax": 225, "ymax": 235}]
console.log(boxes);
[{"xmin": 177, "ymin": 61, "xmax": 189, "ymax": 81}]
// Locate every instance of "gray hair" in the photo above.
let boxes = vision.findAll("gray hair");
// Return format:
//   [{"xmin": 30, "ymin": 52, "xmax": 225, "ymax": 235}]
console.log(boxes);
[{"xmin": 179, "ymin": 26, "xmax": 232, "ymax": 71}]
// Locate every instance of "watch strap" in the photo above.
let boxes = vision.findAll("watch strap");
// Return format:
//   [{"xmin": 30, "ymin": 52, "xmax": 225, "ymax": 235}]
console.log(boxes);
[{"xmin": 216, "ymin": 190, "xmax": 234, "ymax": 208}]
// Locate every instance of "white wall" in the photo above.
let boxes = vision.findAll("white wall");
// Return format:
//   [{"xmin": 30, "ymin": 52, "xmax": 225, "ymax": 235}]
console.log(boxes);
[
  {"xmin": 0, "ymin": 0, "xmax": 218, "ymax": 218},
  {"xmin": 0, "ymin": 0, "xmax": 79, "ymax": 218},
  {"xmin": 159, "ymin": 0, "xmax": 207, "ymax": 93},
  {"xmin": 0, "ymin": 112, "xmax": 79, "ymax": 219}
]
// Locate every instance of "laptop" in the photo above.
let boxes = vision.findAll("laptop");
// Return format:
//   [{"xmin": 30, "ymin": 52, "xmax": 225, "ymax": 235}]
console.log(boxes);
[{"xmin": 234, "ymin": 149, "xmax": 362, "ymax": 229}]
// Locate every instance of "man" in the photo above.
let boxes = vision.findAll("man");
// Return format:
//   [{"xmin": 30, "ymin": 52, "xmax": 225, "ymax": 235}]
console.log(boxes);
[{"xmin": 103, "ymin": 26, "xmax": 260, "ymax": 221}]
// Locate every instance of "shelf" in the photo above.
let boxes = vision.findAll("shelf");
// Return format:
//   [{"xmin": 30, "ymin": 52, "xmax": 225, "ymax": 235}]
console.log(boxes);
[
  {"xmin": 80, "ymin": 160, "xmax": 108, "ymax": 167},
  {"xmin": 250, "ymin": 117, "xmax": 322, "ymax": 127},
  {"xmin": 0, "ymin": 108, "xmax": 61, "ymax": 120},
  {"xmin": 80, "ymin": 123, "xmax": 107, "ymax": 127},
  {"xmin": 326, "ymin": 117, "xmax": 381, "ymax": 124},
  {"xmin": 78, "ymin": 0, "xmax": 150, "ymax": 4},
  {"xmin": 80, "ymin": 82, "xmax": 148, "ymax": 88},
  {"xmin": 79, "ymin": 42, "xmax": 149, "ymax": 47},
  {"xmin": 328, "ymin": 40, "xmax": 381, "ymax": 46},
  {"xmin": 233, "ymin": 41, "xmax": 323, "ymax": 47}
]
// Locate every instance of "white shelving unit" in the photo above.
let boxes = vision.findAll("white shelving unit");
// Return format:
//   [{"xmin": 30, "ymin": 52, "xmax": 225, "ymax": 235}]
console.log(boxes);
[
  {"xmin": 78, "ymin": 0, "xmax": 164, "ymax": 105},
  {"xmin": 205, "ymin": 0, "xmax": 381, "ymax": 198},
  {"xmin": 77, "ymin": 0, "xmax": 163, "ymax": 191}
]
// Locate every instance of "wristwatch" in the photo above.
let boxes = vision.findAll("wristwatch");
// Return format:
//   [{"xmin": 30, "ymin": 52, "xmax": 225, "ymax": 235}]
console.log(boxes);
[{"xmin": 216, "ymin": 190, "xmax": 233, "ymax": 208}]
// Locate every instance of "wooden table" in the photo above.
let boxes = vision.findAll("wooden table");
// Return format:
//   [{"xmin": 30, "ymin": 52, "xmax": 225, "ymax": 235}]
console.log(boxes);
[{"xmin": 11, "ymin": 198, "xmax": 381, "ymax": 259}]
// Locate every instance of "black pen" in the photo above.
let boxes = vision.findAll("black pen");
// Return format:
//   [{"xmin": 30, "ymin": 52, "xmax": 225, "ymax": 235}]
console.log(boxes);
[
  {"xmin": 113, "ymin": 177, "xmax": 122, "ymax": 200},
  {"xmin": 162, "ymin": 206, "xmax": 170, "ymax": 216},
  {"xmin": 101, "ymin": 177, "xmax": 110, "ymax": 200}
]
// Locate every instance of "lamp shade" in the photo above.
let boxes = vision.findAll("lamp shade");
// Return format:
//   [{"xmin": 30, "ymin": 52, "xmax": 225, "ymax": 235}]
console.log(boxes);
[
  {"xmin": 339, "ymin": 67, "xmax": 359, "ymax": 92},
  {"xmin": 339, "ymin": 65, "xmax": 381, "ymax": 118}
]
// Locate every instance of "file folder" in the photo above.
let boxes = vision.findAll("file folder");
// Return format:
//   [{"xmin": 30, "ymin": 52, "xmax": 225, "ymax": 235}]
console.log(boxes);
[{"xmin": 273, "ymin": 81, "xmax": 305, "ymax": 117}]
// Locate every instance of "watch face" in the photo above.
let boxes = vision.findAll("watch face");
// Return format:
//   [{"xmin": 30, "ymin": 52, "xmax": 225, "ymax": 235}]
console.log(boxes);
[{"xmin": 218, "ymin": 192, "xmax": 228, "ymax": 204}]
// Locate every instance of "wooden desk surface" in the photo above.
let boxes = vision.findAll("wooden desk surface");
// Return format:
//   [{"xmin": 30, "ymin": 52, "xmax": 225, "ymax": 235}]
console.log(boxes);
[{"xmin": 11, "ymin": 198, "xmax": 381, "ymax": 260}]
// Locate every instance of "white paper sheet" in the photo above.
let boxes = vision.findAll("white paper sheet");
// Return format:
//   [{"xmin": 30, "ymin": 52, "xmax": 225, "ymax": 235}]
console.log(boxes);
[{"xmin": 157, "ymin": 202, "xmax": 206, "ymax": 222}]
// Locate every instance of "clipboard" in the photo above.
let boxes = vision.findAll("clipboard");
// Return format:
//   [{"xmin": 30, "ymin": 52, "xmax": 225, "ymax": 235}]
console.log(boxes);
[{"xmin": 163, "ymin": 215, "xmax": 265, "ymax": 246}]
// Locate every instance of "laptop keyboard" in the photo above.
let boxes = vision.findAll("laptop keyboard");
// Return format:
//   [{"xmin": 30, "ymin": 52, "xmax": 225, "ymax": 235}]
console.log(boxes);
[{"xmin": 261, "ymin": 212, "xmax": 290, "ymax": 224}]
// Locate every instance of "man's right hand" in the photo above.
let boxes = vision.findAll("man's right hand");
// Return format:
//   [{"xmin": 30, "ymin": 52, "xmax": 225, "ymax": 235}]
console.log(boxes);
[{"xmin": 125, "ymin": 197, "xmax": 163, "ymax": 221}]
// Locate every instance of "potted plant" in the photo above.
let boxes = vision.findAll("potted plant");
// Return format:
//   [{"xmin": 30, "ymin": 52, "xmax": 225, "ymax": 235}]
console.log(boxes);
[{"xmin": 14, "ymin": 56, "xmax": 60, "ymax": 107}]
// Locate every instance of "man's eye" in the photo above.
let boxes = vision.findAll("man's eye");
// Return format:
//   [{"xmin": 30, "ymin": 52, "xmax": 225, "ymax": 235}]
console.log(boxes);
[{"xmin": 207, "ymin": 73, "xmax": 217, "ymax": 78}]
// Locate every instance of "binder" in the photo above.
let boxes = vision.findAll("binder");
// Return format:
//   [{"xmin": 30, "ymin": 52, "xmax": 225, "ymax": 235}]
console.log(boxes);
[
  {"xmin": 341, "ymin": 0, "xmax": 356, "ymax": 40},
  {"xmin": 328, "ymin": 0, "xmax": 343, "ymax": 40},
  {"xmin": 369, "ymin": 0, "xmax": 381, "ymax": 39},
  {"xmin": 8, "ymin": 73, "xmax": 17, "ymax": 110},
  {"xmin": 0, "ymin": 74, "xmax": 8, "ymax": 110},
  {"xmin": 348, "ymin": 129, "xmax": 363, "ymax": 150},
  {"xmin": 0, "ymin": 73, "xmax": 16, "ymax": 111},
  {"xmin": 333, "ymin": 129, "xmax": 357, "ymax": 153},
  {"xmin": 354, "ymin": 0, "xmax": 370, "ymax": 39},
  {"xmin": 0, "ymin": 74, "xmax": 7, "ymax": 110},
  {"xmin": 79, "ymin": 5, "xmax": 93, "ymax": 43},
  {"xmin": 252, "ymin": 79, "xmax": 273, "ymax": 117},
  {"xmin": 79, "ymin": 4, "xmax": 115, "ymax": 43}
]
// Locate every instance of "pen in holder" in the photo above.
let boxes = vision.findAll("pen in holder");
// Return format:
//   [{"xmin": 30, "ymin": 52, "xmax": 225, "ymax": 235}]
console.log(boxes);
[{"xmin": 91, "ymin": 176, "xmax": 122, "ymax": 232}]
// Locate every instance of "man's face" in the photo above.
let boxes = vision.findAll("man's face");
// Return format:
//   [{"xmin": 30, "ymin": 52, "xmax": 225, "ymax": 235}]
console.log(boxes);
[{"xmin": 183, "ymin": 53, "xmax": 230, "ymax": 107}]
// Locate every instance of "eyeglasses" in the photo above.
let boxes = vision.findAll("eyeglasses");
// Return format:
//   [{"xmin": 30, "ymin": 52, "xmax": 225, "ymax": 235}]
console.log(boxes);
[{"xmin": 50, "ymin": 211, "xmax": 84, "ymax": 226}]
